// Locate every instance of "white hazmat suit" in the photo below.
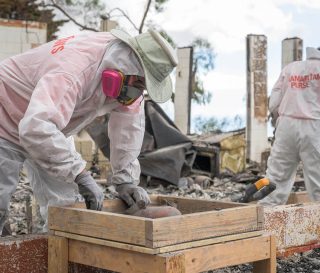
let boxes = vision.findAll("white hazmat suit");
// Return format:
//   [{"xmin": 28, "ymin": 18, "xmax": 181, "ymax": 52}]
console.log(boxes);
[
  {"xmin": 0, "ymin": 32, "xmax": 146, "ymax": 232},
  {"xmin": 260, "ymin": 47, "xmax": 320, "ymax": 205}
]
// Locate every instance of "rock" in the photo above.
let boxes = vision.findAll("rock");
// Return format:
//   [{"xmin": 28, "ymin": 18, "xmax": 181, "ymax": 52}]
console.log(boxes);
[{"xmin": 131, "ymin": 206, "xmax": 182, "ymax": 218}]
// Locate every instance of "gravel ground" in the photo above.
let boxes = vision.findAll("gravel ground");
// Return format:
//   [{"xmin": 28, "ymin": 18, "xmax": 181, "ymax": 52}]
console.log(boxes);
[{"xmin": 7, "ymin": 166, "xmax": 320, "ymax": 273}]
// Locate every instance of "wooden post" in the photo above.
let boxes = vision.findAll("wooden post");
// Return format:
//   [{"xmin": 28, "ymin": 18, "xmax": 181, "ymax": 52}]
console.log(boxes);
[
  {"xmin": 252, "ymin": 235, "xmax": 276, "ymax": 273},
  {"xmin": 164, "ymin": 253, "xmax": 186, "ymax": 273},
  {"xmin": 48, "ymin": 235, "xmax": 68, "ymax": 273}
]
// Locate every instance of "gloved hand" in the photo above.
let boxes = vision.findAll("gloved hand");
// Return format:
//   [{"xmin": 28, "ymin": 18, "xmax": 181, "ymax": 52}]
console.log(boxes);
[
  {"xmin": 269, "ymin": 111, "xmax": 279, "ymax": 128},
  {"xmin": 75, "ymin": 171, "xmax": 104, "ymax": 210},
  {"xmin": 115, "ymin": 183, "xmax": 150, "ymax": 209}
]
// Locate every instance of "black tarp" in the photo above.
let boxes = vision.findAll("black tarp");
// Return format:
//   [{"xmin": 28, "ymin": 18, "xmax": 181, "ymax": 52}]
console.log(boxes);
[{"xmin": 86, "ymin": 99, "xmax": 196, "ymax": 185}]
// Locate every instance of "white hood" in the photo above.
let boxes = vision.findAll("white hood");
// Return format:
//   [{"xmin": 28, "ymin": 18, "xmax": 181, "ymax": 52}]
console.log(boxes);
[{"xmin": 306, "ymin": 47, "xmax": 320, "ymax": 60}]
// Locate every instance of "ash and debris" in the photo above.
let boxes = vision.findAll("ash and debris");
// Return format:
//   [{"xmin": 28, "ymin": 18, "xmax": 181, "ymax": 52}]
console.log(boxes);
[
  {"xmin": 7, "ymin": 163, "xmax": 320, "ymax": 273},
  {"xmin": 204, "ymin": 248, "xmax": 320, "ymax": 273},
  {"xmin": 8, "ymin": 171, "xmax": 33, "ymax": 235}
]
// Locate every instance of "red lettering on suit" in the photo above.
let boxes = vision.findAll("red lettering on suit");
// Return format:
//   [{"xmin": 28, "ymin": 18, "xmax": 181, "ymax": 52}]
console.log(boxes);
[
  {"xmin": 289, "ymin": 73, "xmax": 320, "ymax": 89},
  {"xmin": 51, "ymin": 35, "xmax": 75, "ymax": 55}
]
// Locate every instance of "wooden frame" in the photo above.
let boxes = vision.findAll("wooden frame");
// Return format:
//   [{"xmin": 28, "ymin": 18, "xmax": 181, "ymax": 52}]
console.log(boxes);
[
  {"xmin": 48, "ymin": 233, "xmax": 276, "ymax": 273},
  {"xmin": 48, "ymin": 195, "xmax": 264, "ymax": 248},
  {"xmin": 48, "ymin": 195, "xmax": 275, "ymax": 273}
]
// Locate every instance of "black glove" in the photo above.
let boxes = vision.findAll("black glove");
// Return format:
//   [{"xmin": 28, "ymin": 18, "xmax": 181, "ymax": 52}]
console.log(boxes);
[
  {"xmin": 115, "ymin": 183, "xmax": 150, "ymax": 209},
  {"xmin": 75, "ymin": 171, "xmax": 104, "ymax": 210}
]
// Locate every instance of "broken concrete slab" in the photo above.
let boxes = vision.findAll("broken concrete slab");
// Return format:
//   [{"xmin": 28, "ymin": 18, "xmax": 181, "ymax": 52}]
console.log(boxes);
[
  {"xmin": 0, "ymin": 234, "xmax": 48, "ymax": 273},
  {"xmin": 0, "ymin": 234, "xmax": 110, "ymax": 273},
  {"xmin": 264, "ymin": 201, "xmax": 320, "ymax": 257}
]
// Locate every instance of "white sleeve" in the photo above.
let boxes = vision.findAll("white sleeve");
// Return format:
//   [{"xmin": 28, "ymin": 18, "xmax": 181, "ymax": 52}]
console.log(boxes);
[
  {"xmin": 108, "ymin": 99, "xmax": 145, "ymax": 185},
  {"xmin": 19, "ymin": 73, "xmax": 86, "ymax": 183},
  {"xmin": 269, "ymin": 70, "xmax": 286, "ymax": 115}
]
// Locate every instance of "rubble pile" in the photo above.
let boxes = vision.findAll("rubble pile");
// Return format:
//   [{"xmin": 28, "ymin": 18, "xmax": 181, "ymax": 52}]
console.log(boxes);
[
  {"xmin": 144, "ymin": 177, "xmax": 246, "ymax": 201},
  {"xmin": 206, "ymin": 248, "xmax": 320, "ymax": 273},
  {"xmin": 8, "ymin": 171, "xmax": 32, "ymax": 235}
]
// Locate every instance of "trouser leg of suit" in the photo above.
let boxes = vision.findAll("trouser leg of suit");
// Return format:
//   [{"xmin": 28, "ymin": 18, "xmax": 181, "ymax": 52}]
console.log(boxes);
[
  {"xmin": 24, "ymin": 137, "xmax": 80, "ymax": 232},
  {"xmin": 259, "ymin": 117, "xmax": 300, "ymax": 205},
  {"xmin": 24, "ymin": 160, "xmax": 79, "ymax": 232},
  {"xmin": 298, "ymin": 119, "xmax": 320, "ymax": 201},
  {"xmin": 0, "ymin": 138, "xmax": 25, "ymax": 235}
]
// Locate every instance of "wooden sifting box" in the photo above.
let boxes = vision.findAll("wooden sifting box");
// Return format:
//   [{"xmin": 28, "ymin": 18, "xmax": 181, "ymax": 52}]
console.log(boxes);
[{"xmin": 48, "ymin": 195, "xmax": 264, "ymax": 251}]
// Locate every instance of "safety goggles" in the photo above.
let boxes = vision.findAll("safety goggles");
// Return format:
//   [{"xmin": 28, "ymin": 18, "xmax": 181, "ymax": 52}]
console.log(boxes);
[{"xmin": 102, "ymin": 70, "xmax": 145, "ymax": 106}]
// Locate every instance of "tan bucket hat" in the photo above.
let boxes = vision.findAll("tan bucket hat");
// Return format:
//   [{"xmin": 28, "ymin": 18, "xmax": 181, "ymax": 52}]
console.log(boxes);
[{"xmin": 111, "ymin": 29, "xmax": 178, "ymax": 103}]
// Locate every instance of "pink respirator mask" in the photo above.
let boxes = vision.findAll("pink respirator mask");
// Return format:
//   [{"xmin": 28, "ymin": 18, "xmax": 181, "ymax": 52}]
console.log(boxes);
[{"xmin": 101, "ymin": 70, "xmax": 144, "ymax": 105}]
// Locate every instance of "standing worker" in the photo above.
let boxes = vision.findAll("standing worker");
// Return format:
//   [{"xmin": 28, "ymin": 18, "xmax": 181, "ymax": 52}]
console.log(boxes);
[
  {"xmin": 0, "ymin": 29, "xmax": 178, "ymax": 234},
  {"xmin": 259, "ymin": 47, "xmax": 320, "ymax": 205}
]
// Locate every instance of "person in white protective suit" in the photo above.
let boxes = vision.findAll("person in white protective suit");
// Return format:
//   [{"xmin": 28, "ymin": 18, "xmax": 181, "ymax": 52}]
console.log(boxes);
[
  {"xmin": 0, "ymin": 29, "xmax": 178, "ymax": 234},
  {"xmin": 259, "ymin": 47, "xmax": 320, "ymax": 206}
]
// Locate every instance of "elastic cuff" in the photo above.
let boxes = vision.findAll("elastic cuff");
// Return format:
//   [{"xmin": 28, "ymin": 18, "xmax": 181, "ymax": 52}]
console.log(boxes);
[{"xmin": 75, "ymin": 170, "xmax": 90, "ymax": 183}]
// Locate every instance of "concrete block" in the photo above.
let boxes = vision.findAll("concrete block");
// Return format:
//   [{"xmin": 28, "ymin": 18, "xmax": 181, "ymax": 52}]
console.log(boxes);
[
  {"xmin": 264, "ymin": 202, "xmax": 320, "ymax": 256},
  {"xmin": 0, "ymin": 234, "xmax": 48, "ymax": 273},
  {"xmin": 0, "ymin": 234, "xmax": 111, "ymax": 272},
  {"xmin": 0, "ymin": 19, "xmax": 47, "ymax": 62}
]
